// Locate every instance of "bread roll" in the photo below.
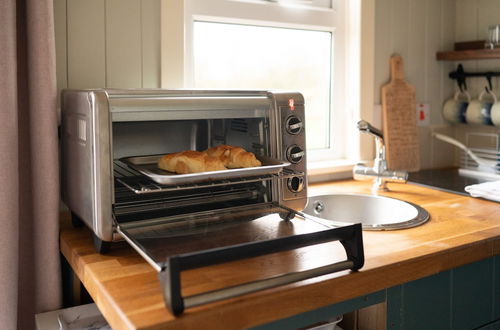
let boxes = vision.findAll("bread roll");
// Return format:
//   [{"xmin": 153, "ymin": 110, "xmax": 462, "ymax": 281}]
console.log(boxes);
[
  {"xmin": 158, "ymin": 151, "xmax": 226, "ymax": 174},
  {"xmin": 204, "ymin": 145, "xmax": 261, "ymax": 168}
]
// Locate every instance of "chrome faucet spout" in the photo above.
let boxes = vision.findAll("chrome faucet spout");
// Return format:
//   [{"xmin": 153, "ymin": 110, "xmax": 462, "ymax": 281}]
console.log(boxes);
[
  {"xmin": 354, "ymin": 120, "xmax": 408, "ymax": 191},
  {"xmin": 357, "ymin": 120, "xmax": 384, "ymax": 142}
]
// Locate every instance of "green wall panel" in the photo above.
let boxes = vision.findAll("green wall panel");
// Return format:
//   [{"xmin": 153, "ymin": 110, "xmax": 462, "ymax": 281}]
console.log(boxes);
[
  {"xmin": 401, "ymin": 271, "xmax": 451, "ymax": 330},
  {"xmin": 475, "ymin": 318, "xmax": 500, "ymax": 330},
  {"xmin": 252, "ymin": 290, "xmax": 385, "ymax": 330},
  {"xmin": 495, "ymin": 255, "xmax": 500, "ymax": 321},
  {"xmin": 451, "ymin": 258, "xmax": 494, "ymax": 330},
  {"xmin": 387, "ymin": 286, "xmax": 403, "ymax": 330},
  {"xmin": 254, "ymin": 256, "xmax": 498, "ymax": 329},
  {"xmin": 387, "ymin": 256, "xmax": 499, "ymax": 330}
]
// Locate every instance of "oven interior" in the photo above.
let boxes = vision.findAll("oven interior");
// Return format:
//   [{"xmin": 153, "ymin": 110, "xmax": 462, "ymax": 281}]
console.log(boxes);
[{"xmin": 111, "ymin": 117, "xmax": 277, "ymax": 226}]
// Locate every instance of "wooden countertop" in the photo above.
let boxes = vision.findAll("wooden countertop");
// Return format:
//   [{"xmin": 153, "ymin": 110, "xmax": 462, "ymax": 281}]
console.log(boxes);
[{"xmin": 60, "ymin": 180, "xmax": 500, "ymax": 330}]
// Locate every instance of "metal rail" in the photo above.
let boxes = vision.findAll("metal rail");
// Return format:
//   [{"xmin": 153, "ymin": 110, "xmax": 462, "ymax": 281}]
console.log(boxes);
[{"xmin": 114, "ymin": 160, "xmax": 302, "ymax": 195}]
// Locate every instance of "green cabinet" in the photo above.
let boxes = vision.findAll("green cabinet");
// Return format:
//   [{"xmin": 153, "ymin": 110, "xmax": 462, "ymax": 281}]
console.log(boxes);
[
  {"xmin": 253, "ymin": 290, "xmax": 385, "ymax": 329},
  {"xmin": 388, "ymin": 256, "xmax": 499, "ymax": 330},
  {"xmin": 254, "ymin": 256, "xmax": 499, "ymax": 330},
  {"xmin": 387, "ymin": 271, "xmax": 451, "ymax": 329}
]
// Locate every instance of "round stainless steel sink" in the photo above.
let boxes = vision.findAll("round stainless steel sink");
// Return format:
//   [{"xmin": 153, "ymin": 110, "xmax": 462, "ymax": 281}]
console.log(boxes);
[{"xmin": 302, "ymin": 194, "xmax": 430, "ymax": 230}]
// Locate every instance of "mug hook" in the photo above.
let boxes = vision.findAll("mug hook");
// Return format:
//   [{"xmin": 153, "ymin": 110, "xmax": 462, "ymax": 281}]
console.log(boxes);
[
  {"xmin": 456, "ymin": 64, "xmax": 467, "ymax": 92},
  {"xmin": 485, "ymin": 73, "xmax": 493, "ymax": 93},
  {"xmin": 458, "ymin": 79, "xmax": 466, "ymax": 93}
]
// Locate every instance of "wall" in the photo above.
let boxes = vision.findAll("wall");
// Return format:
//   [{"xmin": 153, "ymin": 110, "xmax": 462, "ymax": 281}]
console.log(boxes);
[
  {"xmin": 54, "ymin": 0, "xmax": 161, "ymax": 93},
  {"xmin": 373, "ymin": 0, "xmax": 457, "ymax": 169},
  {"xmin": 56, "ymin": 0, "xmax": 497, "ymax": 170},
  {"xmin": 452, "ymin": 0, "xmax": 500, "ymax": 170},
  {"xmin": 456, "ymin": 0, "xmax": 500, "ymax": 96},
  {"xmin": 372, "ymin": 0, "xmax": 500, "ymax": 170}
]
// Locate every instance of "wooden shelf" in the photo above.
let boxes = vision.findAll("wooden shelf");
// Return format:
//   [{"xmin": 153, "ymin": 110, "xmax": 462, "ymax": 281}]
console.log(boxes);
[{"xmin": 437, "ymin": 48, "xmax": 500, "ymax": 61}]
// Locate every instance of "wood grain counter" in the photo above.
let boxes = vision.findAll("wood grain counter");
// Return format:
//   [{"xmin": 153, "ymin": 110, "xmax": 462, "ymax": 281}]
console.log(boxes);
[{"xmin": 60, "ymin": 180, "xmax": 500, "ymax": 329}]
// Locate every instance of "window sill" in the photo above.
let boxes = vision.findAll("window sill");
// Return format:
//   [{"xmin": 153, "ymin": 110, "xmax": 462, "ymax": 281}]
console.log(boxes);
[{"xmin": 307, "ymin": 159, "xmax": 356, "ymax": 183}]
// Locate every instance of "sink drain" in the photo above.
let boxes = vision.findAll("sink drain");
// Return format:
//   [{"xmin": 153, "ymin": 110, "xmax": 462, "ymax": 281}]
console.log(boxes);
[{"xmin": 313, "ymin": 200, "xmax": 325, "ymax": 214}]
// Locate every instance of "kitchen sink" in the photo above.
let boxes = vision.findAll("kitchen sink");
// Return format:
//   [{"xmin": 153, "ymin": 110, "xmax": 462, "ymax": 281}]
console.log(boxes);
[{"xmin": 302, "ymin": 194, "xmax": 430, "ymax": 230}]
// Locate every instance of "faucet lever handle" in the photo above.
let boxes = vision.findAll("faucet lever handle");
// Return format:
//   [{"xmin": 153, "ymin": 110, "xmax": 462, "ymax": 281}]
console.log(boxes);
[{"xmin": 357, "ymin": 120, "xmax": 384, "ymax": 141}]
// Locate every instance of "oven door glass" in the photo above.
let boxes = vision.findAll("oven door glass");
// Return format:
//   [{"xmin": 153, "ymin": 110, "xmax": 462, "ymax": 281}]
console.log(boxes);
[
  {"xmin": 117, "ymin": 203, "xmax": 339, "ymax": 270},
  {"xmin": 116, "ymin": 202, "xmax": 364, "ymax": 315}
]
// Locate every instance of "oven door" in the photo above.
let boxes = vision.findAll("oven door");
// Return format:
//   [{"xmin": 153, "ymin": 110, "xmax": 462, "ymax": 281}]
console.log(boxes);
[{"xmin": 116, "ymin": 203, "xmax": 364, "ymax": 315}]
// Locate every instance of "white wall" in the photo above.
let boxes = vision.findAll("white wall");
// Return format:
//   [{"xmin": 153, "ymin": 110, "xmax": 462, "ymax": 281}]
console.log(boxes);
[
  {"xmin": 452, "ymin": 0, "xmax": 500, "ymax": 170},
  {"xmin": 456, "ymin": 0, "xmax": 500, "ymax": 97},
  {"xmin": 371, "ymin": 0, "xmax": 500, "ymax": 169},
  {"xmin": 373, "ymin": 0, "xmax": 457, "ymax": 169},
  {"xmin": 54, "ymin": 0, "xmax": 161, "ymax": 91}
]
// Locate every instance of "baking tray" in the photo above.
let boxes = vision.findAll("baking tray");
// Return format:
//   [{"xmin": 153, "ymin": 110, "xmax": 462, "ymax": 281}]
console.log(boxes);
[{"xmin": 119, "ymin": 154, "xmax": 290, "ymax": 185}]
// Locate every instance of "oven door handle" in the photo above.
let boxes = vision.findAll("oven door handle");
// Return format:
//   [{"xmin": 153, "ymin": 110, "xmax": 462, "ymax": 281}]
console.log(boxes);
[{"xmin": 158, "ymin": 223, "xmax": 364, "ymax": 315}]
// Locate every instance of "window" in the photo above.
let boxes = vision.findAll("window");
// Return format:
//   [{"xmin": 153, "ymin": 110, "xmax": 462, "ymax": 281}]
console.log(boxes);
[
  {"xmin": 193, "ymin": 21, "xmax": 332, "ymax": 150},
  {"xmin": 162, "ymin": 0, "xmax": 352, "ymax": 164}
]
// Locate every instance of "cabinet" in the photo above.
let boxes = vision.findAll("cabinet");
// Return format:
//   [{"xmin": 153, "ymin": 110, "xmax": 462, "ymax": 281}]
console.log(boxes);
[
  {"xmin": 253, "ymin": 256, "xmax": 500, "ymax": 330},
  {"xmin": 387, "ymin": 256, "xmax": 499, "ymax": 330}
]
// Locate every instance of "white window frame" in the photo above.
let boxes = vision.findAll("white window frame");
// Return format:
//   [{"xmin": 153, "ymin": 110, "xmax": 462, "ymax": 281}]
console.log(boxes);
[{"xmin": 161, "ymin": 0, "xmax": 359, "ymax": 172}]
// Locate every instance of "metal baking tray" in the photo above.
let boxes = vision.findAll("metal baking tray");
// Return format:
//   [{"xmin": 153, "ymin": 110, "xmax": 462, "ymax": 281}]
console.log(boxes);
[{"xmin": 119, "ymin": 154, "xmax": 290, "ymax": 185}]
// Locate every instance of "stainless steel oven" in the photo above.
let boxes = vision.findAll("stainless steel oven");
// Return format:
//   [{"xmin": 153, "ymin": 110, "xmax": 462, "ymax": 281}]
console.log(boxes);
[{"xmin": 61, "ymin": 89, "xmax": 363, "ymax": 315}]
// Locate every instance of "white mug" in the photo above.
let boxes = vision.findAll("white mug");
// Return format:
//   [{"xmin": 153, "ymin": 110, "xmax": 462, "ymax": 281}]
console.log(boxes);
[
  {"xmin": 491, "ymin": 99, "xmax": 500, "ymax": 127},
  {"xmin": 443, "ymin": 91, "xmax": 470, "ymax": 123},
  {"xmin": 466, "ymin": 90, "xmax": 496, "ymax": 125}
]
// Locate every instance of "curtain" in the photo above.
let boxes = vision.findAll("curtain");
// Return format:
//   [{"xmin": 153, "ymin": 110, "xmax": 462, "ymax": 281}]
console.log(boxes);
[{"xmin": 0, "ymin": 0, "xmax": 61, "ymax": 329}]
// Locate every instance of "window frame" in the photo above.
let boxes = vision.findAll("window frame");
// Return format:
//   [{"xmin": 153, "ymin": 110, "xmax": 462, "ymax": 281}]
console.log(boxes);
[{"xmin": 161, "ymin": 0, "xmax": 351, "ymax": 164}]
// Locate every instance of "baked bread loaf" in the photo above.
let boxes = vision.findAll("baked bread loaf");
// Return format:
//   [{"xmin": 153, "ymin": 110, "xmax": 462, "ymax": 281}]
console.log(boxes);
[
  {"xmin": 158, "ymin": 151, "xmax": 226, "ymax": 174},
  {"xmin": 204, "ymin": 145, "xmax": 261, "ymax": 168}
]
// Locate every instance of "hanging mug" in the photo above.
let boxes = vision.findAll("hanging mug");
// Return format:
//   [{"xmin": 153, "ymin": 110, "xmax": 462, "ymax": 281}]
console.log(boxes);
[
  {"xmin": 465, "ymin": 90, "xmax": 496, "ymax": 125},
  {"xmin": 442, "ymin": 91, "xmax": 470, "ymax": 123},
  {"xmin": 491, "ymin": 98, "xmax": 500, "ymax": 127}
]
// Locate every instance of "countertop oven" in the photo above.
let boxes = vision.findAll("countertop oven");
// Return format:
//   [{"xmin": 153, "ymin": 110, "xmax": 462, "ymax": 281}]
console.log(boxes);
[{"xmin": 61, "ymin": 89, "xmax": 364, "ymax": 315}]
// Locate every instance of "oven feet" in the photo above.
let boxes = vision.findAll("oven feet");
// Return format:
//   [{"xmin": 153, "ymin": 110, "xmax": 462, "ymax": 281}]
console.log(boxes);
[
  {"xmin": 70, "ymin": 212, "xmax": 111, "ymax": 253},
  {"xmin": 70, "ymin": 211, "xmax": 85, "ymax": 228},
  {"xmin": 92, "ymin": 233, "xmax": 111, "ymax": 254}
]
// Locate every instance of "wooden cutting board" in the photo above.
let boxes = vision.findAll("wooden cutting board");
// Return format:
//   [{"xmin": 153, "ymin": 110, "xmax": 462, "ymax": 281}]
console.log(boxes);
[{"xmin": 381, "ymin": 55, "xmax": 420, "ymax": 172}]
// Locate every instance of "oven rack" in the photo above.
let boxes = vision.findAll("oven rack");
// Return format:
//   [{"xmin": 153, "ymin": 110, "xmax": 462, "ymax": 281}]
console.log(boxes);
[{"xmin": 114, "ymin": 160, "xmax": 303, "ymax": 195}]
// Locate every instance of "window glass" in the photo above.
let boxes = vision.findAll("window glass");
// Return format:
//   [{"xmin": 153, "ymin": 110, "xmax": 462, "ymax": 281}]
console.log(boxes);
[{"xmin": 193, "ymin": 21, "xmax": 333, "ymax": 150}]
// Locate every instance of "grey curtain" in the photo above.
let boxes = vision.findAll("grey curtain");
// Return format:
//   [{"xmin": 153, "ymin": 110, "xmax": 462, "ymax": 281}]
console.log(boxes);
[{"xmin": 0, "ymin": 0, "xmax": 61, "ymax": 329}]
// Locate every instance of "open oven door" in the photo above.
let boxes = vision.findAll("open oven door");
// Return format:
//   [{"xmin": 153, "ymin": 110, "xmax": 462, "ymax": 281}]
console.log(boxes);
[{"xmin": 116, "ymin": 203, "xmax": 364, "ymax": 316}]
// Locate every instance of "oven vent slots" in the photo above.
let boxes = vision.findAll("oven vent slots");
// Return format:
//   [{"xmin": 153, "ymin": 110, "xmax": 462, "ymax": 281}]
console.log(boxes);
[
  {"xmin": 251, "ymin": 143, "xmax": 265, "ymax": 154},
  {"xmin": 230, "ymin": 119, "xmax": 249, "ymax": 133},
  {"xmin": 113, "ymin": 161, "xmax": 302, "ymax": 195},
  {"xmin": 214, "ymin": 135, "xmax": 226, "ymax": 142}
]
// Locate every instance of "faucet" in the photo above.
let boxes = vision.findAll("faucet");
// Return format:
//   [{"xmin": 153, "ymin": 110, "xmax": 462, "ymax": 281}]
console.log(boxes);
[{"xmin": 353, "ymin": 120, "xmax": 408, "ymax": 191}]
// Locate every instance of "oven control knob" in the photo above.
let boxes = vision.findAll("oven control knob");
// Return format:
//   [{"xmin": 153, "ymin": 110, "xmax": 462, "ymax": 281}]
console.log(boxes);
[
  {"xmin": 287, "ymin": 176, "xmax": 304, "ymax": 193},
  {"xmin": 285, "ymin": 115, "xmax": 303, "ymax": 135},
  {"xmin": 286, "ymin": 145, "xmax": 304, "ymax": 163}
]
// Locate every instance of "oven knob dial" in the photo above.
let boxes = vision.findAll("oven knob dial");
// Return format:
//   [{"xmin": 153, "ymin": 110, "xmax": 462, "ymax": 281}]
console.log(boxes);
[
  {"xmin": 285, "ymin": 115, "xmax": 303, "ymax": 135},
  {"xmin": 286, "ymin": 145, "xmax": 304, "ymax": 163},
  {"xmin": 287, "ymin": 176, "xmax": 304, "ymax": 193}
]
